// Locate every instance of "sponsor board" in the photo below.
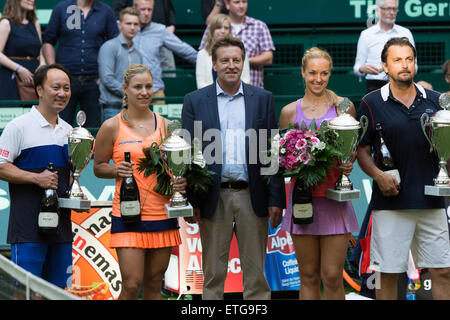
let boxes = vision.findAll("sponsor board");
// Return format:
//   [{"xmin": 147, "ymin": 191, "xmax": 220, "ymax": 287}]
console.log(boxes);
[
  {"xmin": 164, "ymin": 218, "xmax": 244, "ymax": 294},
  {"xmin": 71, "ymin": 206, "xmax": 121, "ymax": 300}
]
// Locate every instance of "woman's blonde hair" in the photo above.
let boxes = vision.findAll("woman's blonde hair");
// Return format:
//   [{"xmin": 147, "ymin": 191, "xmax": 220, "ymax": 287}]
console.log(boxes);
[
  {"xmin": 1, "ymin": 0, "xmax": 37, "ymax": 25},
  {"xmin": 301, "ymin": 47, "xmax": 339, "ymax": 107},
  {"xmin": 120, "ymin": 64, "xmax": 153, "ymax": 125},
  {"xmin": 204, "ymin": 14, "xmax": 232, "ymax": 55}
]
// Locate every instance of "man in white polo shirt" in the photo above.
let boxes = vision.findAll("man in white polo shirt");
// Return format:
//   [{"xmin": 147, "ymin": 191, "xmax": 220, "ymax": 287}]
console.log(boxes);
[
  {"xmin": 353, "ymin": 0, "xmax": 416, "ymax": 93},
  {"xmin": 0, "ymin": 64, "xmax": 73, "ymax": 287}
]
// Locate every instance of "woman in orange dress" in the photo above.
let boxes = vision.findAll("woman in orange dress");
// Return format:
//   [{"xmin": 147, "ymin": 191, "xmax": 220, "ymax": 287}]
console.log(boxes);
[{"xmin": 94, "ymin": 64, "xmax": 186, "ymax": 300}]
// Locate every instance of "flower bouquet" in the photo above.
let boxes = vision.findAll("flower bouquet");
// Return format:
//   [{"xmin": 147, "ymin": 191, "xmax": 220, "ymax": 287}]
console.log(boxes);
[
  {"xmin": 271, "ymin": 120, "xmax": 343, "ymax": 187},
  {"xmin": 268, "ymin": 120, "xmax": 343, "ymax": 224}
]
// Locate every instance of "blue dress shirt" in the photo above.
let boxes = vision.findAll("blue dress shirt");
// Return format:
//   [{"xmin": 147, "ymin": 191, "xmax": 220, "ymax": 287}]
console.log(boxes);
[
  {"xmin": 43, "ymin": 0, "xmax": 119, "ymax": 76},
  {"xmin": 98, "ymin": 34, "xmax": 143, "ymax": 107},
  {"xmin": 216, "ymin": 81, "xmax": 248, "ymax": 182}
]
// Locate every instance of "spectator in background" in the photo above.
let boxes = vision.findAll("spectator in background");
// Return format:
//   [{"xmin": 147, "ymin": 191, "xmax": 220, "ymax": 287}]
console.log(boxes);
[
  {"xmin": 353, "ymin": 0, "xmax": 416, "ymax": 93},
  {"xmin": 98, "ymin": 7, "xmax": 143, "ymax": 122},
  {"xmin": 0, "ymin": 0, "xmax": 44, "ymax": 107},
  {"xmin": 199, "ymin": 0, "xmax": 275, "ymax": 88},
  {"xmin": 201, "ymin": 0, "xmax": 228, "ymax": 25},
  {"xmin": 114, "ymin": 0, "xmax": 177, "ymax": 77},
  {"xmin": 152, "ymin": 0, "xmax": 177, "ymax": 78},
  {"xmin": 443, "ymin": 59, "xmax": 450, "ymax": 94},
  {"xmin": 43, "ymin": 0, "xmax": 119, "ymax": 128},
  {"xmin": 0, "ymin": 64, "xmax": 73, "ymax": 288},
  {"xmin": 133, "ymin": 0, "xmax": 197, "ymax": 104},
  {"xmin": 196, "ymin": 13, "xmax": 250, "ymax": 89}
]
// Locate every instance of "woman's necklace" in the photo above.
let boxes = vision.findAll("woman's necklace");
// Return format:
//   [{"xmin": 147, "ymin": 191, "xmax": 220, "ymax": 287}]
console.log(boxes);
[
  {"xmin": 304, "ymin": 98, "xmax": 328, "ymax": 112},
  {"xmin": 310, "ymin": 103, "xmax": 322, "ymax": 112},
  {"xmin": 132, "ymin": 115, "xmax": 154, "ymax": 132}
]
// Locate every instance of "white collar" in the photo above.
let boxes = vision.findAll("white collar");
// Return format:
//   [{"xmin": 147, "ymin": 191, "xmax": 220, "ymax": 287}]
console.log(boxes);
[
  {"xmin": 216, "ymin": 80, "xmax": 244, "ymax": 97},
  {"xmin": 31, "ymin": 105, "xmax": 62, "ymax": 129},
  {"xmin": 380, "ymin": 82, "xmax": 427, "ymax": 101},
  {"xmin": 374, "ymin": 22, "xmax": 399, "ymax": 34}
]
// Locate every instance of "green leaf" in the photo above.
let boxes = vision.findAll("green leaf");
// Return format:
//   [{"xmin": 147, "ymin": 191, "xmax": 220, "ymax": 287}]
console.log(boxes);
[{"xmin": 309, "ymin": 118, "xmax": 317, "ymax": 131}]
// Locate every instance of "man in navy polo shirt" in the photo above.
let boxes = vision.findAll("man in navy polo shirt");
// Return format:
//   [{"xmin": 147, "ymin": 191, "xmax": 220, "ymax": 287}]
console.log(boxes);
[
  {"xmin": 0, "ymin": 64, "xmax": 73, "ymax": 288},
  {"xmin": 357, "ymin": 37, "xmax": 450, "ymax": 300},
  {"xmin": 43, "ymin": 0, "xmax": 119, "ymax": 128}
]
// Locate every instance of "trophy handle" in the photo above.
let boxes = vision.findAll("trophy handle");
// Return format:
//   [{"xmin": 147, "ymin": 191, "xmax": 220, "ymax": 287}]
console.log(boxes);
[
  {"xmin": 357, "ymin": 115, "xmax": 369, "ymax": 147},
  {"xmin": 420, "ymin": 113, "xmax": 434, "ymax": 152}
]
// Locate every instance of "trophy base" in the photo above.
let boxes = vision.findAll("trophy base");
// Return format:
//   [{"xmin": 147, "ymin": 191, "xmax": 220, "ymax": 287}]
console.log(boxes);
[
  {"xmin": 58, "ymin": 198, "xmax": 91, "ymax": 210},
  {"xmin": 165, "ymin": 203, "xmax": 193, "ymax": 218},
  {"xmin": 424, "ymin": 185, "xmax": 450, "ymax": 197},
  {"xmin": 326, "ymin": 188, "xmax": 360, "ymax": 202}
]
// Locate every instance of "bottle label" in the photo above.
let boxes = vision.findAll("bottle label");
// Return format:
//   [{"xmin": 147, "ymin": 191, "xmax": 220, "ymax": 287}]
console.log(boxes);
[
  {"xmin": 120, "ymin": 200, "xmax": 141, "ymax": 217},
  {"xmin": 38, "ymin": 211, "xmax": 59, "ymax": 228},
  {"xmin": 385, "ymin": 169, "xmax": 401, "ymax": 183},
  {"xmin": 293, "ymin": 203, "xmax": 313, "ymax": 219}
]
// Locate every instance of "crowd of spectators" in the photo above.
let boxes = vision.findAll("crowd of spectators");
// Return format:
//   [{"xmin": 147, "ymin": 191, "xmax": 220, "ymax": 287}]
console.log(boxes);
[
  {"xmin": 1, "ymin": 0, "xmax": 274, "ymax": 127},
  {"xmin": 1, "ymin": 0, "xmax": 448, "ymax": 128}
]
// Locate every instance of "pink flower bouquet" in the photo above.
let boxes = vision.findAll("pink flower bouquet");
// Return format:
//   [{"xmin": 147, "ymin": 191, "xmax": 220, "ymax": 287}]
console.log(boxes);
[{"xmin": 270, "ymin": 121, "xmax": 342, "ymax": 187}]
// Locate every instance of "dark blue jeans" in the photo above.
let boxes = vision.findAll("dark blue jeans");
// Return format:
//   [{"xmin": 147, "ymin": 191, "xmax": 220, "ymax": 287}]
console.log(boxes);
[{"xmin": 59, "ymin": 78, "xmax": 101, "ymax": 128}]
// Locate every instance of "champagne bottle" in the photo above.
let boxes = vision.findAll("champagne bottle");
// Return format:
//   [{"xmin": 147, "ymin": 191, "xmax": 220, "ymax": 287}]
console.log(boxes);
[
  {"xmin": 120, "ymin": 151, "xmax": 141, "ymax": 223},
  {"xmin": 376, "ymin": 123, "xmax": 401, "ymax": 183},
  {"xmin": 38, "ymin": 163, "xmax": 59, "ymax": 234},
  {"xmin": 292, "ymin": 179, "xmax": 313, "ymax": 224}
]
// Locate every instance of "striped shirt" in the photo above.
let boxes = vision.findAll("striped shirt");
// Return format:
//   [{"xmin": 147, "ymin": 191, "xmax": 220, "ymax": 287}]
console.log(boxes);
[{"xmin": 199, "ymin": 16, "xmax": 275, "ymax": 88}]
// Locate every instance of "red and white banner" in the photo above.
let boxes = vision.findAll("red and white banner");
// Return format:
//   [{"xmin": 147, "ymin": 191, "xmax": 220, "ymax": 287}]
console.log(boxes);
[{"xmin": 164, "ymin": 219, "xmax": 243, "ymax": 294}]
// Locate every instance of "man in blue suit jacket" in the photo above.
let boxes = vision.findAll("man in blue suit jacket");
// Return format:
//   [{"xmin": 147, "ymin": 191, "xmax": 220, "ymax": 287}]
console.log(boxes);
[{"xmin": 182, "ymin": 38, "xmax": 285, "ymax": 300}]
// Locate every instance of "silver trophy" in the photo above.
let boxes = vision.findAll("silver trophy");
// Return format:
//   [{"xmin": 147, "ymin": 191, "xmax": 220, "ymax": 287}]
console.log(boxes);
[
  {"xmin": 159, "ymin": 121, "xmax": 193, "ymax": 218},
  {"xmin": 420, "ymin": 93, "xmax": 450, "ymax": 196},
  {"xmin": 58, "ymin": 111, "xmax": 94, "ymax": 210},
  {"xmin": 326, "ymin": 98, "xmax": 368, "ymax": 202}
]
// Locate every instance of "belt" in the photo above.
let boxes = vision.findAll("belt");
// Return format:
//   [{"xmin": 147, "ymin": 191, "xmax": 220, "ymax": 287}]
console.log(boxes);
[
  {"xmin": 220, "ymin": 181, "xmax": 248, "ymax": 190},
  {"xmin": 72, "ymin": 74, "xmax": 98, "ymax": 82},
  {"xmin": 8, "ymin": 56, "xmax": 39, "ymax": 60}
]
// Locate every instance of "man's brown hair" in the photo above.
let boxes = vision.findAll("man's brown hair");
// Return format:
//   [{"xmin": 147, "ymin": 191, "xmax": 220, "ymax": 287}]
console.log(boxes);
[
  {"xmin": 381, "ymin": 37, "xmax": 417, "ymax": 63},
  {"xmin": 211, "ymin": 37, "xmax": 246, "ymax": 62},
  {"xmin": 119, "ymin": 7, "xmax": 140, "ymax": 21}
]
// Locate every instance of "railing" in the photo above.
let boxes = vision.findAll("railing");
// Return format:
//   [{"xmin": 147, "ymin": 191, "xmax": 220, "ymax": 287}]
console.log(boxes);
[{"xmin": 0, "ymin": 253, "xmax": 80, "ymax": 300}]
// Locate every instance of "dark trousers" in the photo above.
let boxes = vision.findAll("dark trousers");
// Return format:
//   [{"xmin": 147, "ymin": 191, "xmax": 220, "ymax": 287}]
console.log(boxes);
[
  {"xmin": 366, "ymin": 80, "xmax": 388, "ymax": 94},
  {"xmin": 59, "ymin": 78, "xmax": 101, "ymax": 128}
]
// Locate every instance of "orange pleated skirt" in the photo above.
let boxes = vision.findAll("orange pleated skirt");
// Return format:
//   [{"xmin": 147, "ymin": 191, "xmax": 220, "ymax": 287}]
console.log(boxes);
[{"xmin": 109, "ymin": 229, "xmax": 181, "ymax": 249}]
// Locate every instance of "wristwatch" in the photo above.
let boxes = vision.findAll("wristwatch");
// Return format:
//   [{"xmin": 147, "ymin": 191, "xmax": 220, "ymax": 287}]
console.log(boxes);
[{"xmin": 215, "ymin": 1, "xmax": 223, "ymax": 7}]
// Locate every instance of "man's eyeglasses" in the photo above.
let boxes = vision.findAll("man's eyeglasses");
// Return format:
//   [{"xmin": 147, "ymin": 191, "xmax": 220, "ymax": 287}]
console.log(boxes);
[{"xmin": 380, "ymin": 7, "xmax": 399, "ymax": 12}]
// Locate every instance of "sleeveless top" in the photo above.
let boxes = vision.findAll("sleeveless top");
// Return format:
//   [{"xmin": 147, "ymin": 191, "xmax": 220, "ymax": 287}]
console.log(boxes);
[
  {"xmin": 111, "ymin": 112, "xmax": 172, "ymax": 221},
  {"xmin": 0, "ymin": 19, "xmax": 41, "ymax": 104},
  {"xmin": 293, "ymin": 99, "xmax": 341, "ymax": 197}
]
